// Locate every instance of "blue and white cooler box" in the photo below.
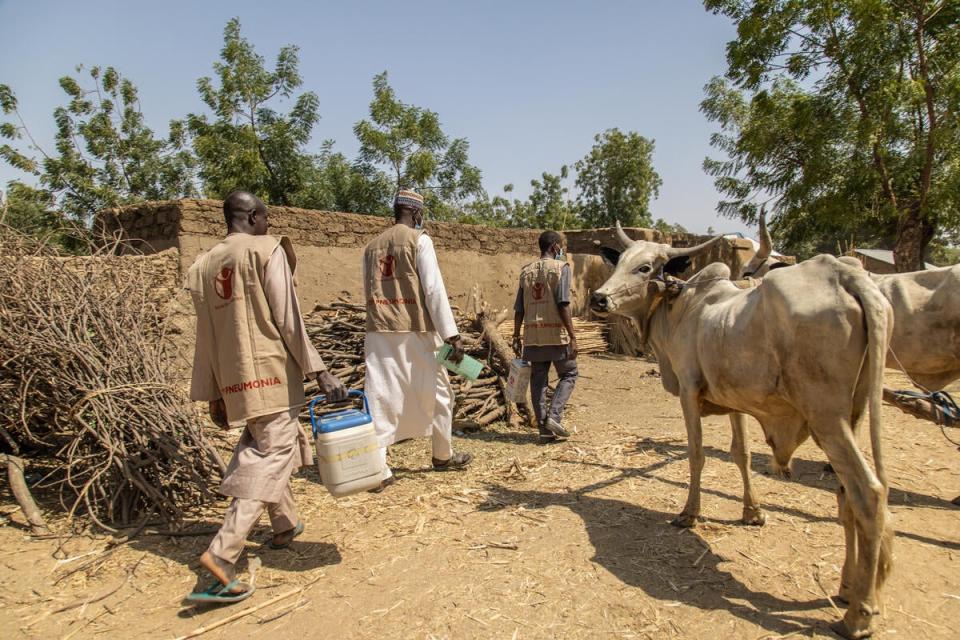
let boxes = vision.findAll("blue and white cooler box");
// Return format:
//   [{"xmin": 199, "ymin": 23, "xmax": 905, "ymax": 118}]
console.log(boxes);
[{"xmin": 309, "ymin": 391, "xmax": 384, "ymax": 496}]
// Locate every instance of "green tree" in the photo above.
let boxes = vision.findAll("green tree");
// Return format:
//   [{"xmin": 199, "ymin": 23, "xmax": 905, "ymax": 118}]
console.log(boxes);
[
  {"xmin": 181, "ymin": 18, "xmax": 320, "ymax": 205},
  {"xmin": 0, "ymin": 68, "xmax": 196, "ymax": 230},
  {"xmin": 702, "ymin": 0, "xmax": 960, "ymax": 271},
  {"xmin": 354, "ymin": 72, "xmax": 484, "ymax": 219},
  {"xmin": 460, "ymin": 184, "xmax": 516, "ymax": 227},
  {"xmin": 653, "ymin": 218, "xmax": 690, "ymax": 236},
  {"xmin": 0, "ymin": 181, "xmax": 83, "ymax": 251},
  {"xmin": 510, "ymin": 166, "xmax": 581, "ymax": 230},
  {"xmin": 927, "ymin": 241, "xmax": 960, "ymax": 266},
  {"xmin": 575, "ymin": 128, "xmax": 662, "ymax": 228},
  {"xmin": 308, "ymin": 142, "xmax": 393, "ymax": 216}
]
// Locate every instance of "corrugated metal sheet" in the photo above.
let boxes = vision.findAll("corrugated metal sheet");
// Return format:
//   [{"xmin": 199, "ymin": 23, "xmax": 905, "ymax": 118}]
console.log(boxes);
[{"xmin": 853, "ymin": 248, "xmax": 936, "ymax": 270}]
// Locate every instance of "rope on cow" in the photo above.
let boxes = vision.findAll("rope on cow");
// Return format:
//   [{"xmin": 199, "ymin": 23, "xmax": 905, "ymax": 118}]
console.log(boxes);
[
  {"xmin": 885, "ymin": 344, "xmax": 960, "ymax": 446},
  {"xmin": 886, "ymin": 390, "xmax": 959, "ymax": 425}
]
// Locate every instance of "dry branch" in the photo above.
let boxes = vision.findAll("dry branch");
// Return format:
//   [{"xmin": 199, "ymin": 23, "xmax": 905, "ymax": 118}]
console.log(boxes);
[{"xmin": 2, "ymin": 454, "xmax": 48, "ymax": 533}]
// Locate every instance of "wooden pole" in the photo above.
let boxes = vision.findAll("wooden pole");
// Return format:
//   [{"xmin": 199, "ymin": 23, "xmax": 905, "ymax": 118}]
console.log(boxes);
[
  {"xmin": 1, "ymin": 454, "xmax": 48, "ymax": 534},
  {"xmin": 883, "ymin": 388, "xmax": 946, "ymax": 425}
]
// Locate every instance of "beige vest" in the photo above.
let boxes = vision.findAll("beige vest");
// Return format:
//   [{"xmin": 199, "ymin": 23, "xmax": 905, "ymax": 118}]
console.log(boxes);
[
  {"xmin": 185, "ymin": 233, "xmax": 305, "ymax": 423},
  {"xmin": 364, "ymin": 224, "xmax": 434, "ymax": 333},
  {"xmin": 520, "ymin": 259, "xmax": 569, "ymax": 346}
]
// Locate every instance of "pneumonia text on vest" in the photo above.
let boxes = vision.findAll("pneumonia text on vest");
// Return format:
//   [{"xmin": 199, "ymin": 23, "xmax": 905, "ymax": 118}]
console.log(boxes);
[
  {"xmin": 368, "ymin": 297, "xmax": 416, "ymax": 305},
  {"xmin": 221, "ymin": 376, "xmax": 283, "ymax": 395}
]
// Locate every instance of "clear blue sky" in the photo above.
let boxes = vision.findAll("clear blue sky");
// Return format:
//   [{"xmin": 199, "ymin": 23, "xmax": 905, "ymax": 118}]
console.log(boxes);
[{"xmin": 0, "ymin": 0, "xmax": 756, "ymax": 235}]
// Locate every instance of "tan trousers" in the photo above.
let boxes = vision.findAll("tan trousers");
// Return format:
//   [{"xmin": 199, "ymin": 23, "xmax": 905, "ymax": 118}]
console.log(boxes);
[
  {"xmin": 208, "ymin": 485, "xmax": 298, "ymax": 564},
  {"xmin": 208, "ymin": 408, "xmax": 306, "ymax": 565}
]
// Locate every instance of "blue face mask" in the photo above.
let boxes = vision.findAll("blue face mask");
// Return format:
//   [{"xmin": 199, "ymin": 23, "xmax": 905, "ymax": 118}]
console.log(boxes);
[
  {"xmin": 555, "ymin": 247, "xmax": 565, "ymax": 260},
  {"xmin": 414, "ymin": 213, "xmax": 424, "ymax": 230}
]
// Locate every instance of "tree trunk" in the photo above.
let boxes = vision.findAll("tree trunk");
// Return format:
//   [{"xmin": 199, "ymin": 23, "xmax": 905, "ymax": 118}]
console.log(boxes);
[
  {"xmin": 469, "ymin": 286, "xmax": 536, "ymax": 430},
  {"xmin": 893, "ymin": 204, "xmax": 934, "ymax": 272}
]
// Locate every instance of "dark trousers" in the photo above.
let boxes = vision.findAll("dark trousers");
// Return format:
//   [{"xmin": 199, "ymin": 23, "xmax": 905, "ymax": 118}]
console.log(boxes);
[{"xmin": 530, "ymin": 358, "xmax": 579, "ymax": 425}]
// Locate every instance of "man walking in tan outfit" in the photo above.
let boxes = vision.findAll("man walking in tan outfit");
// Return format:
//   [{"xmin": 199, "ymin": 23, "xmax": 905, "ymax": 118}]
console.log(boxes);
[{"xmin": 185, "ymin": 191, "xmax": 346, "ymax": 603}]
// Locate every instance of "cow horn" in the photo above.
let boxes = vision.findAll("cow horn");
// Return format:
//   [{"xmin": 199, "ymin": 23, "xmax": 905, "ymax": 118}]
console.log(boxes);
[
  {"xmin": 665, "ymin": 234, "xmax": 724, "ymax": 258},
  {"xmin": 756, "ymin": 206, "xmax": 772, "ymax": 261},
  {"xmin": 614, "ymin": 220, "xmax": 635, "ymax": 249}
]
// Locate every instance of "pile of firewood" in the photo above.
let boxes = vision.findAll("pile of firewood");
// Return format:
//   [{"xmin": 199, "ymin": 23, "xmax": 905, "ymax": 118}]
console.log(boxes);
[
  {"xmin": 302, "ymin": 301, "xmax": 515, "ymax": 427},
  {"xmin": 606, "ymin": 315, "xmax": 646, "ymax": 356},
  {"xmin": 302, "ymin": 288, "xmax": 611, "ymax": 430},
  {"xmin": 303, "ymin": 302, "xmax": 369, "ymax": 390},
  {"xmin": 0, "ymin": 226, "xmax": 224, "ymax": 534}
]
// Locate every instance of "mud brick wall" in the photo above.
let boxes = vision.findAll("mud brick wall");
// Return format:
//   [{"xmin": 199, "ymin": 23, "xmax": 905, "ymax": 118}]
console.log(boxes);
[
  {"xmin": 98, "ymin": 199, "xmax": 548, "ymax": 317},
  {"xmin": 97, "ymin": 199, "xmax": 778, "ymax": 321},
  {"xmin": 97, "ymin": 200, "xmax": 781, "ymax": 366}
]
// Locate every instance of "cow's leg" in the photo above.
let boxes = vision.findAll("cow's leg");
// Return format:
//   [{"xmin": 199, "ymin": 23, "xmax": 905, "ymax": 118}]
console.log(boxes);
[
  {"xmin": 672, "ymin": 391, "xmax": 705, "ymax": 528},
  {"xmin": 818, "ymin": 426, "xmax": 887, "ymax": 640},
  {"xmin": 730, "ymin": 413, "xmax": 765, "ymax": 526},
  {"xmin": 836, "ymin": 485, "xmax": 857, "ymax": 604}
]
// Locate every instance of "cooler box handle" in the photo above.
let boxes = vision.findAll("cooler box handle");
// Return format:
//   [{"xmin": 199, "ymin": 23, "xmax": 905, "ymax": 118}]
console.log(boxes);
[{"xmin": 309, "ymin": 390, "xmax": 368, "ymax": 437}]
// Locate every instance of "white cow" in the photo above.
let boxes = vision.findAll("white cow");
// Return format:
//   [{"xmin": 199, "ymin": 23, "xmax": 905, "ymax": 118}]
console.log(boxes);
[
  {"xmin": 739, "ymin": 210, "xmax": 960, "ymax": 390},
  {"xmin": 591, "ymin": 224, "xmax": 893, "ymax": 639}
]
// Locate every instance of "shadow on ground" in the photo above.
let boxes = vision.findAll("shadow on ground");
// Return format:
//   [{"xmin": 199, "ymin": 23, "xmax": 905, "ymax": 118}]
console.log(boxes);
[
  {"xmin": 127, "ymin": 515, "xmax": 342, "ymax": 612},
  {"xmin": 627, "ymin": 436, "xmax": 960, "ymax": 550},
  {"xmin": 481, "ymin": 471, "xmax": 831, "ymax": 637}
]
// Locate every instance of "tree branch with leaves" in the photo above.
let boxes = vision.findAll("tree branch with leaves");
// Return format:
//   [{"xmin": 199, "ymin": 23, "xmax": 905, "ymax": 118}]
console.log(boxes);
[{"xmin": 702, "ymin": 0, "xmax": 959, "ymax": 270}]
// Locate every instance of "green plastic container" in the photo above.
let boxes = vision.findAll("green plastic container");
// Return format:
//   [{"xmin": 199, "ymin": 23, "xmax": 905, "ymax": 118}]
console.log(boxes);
[{"xmin": 436, "ymin": 344, "xmax": 484, "ymax": 380}]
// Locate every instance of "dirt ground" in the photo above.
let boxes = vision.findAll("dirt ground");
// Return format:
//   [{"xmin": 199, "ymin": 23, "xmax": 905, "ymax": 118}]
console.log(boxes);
[{"xmin": 2, "ymin": 355, "xmax": 959, "ymax": 640}]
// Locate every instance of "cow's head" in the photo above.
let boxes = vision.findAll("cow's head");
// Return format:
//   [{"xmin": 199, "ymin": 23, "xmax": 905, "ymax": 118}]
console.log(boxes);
[{"xmin": 590, "ymin": 221, "xmax": 723, "ymax": 316}]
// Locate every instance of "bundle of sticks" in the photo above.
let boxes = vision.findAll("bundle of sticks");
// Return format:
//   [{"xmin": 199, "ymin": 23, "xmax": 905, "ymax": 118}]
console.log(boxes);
[
  {"xmin": 0, "ymin": 227, "xmax": 224, "ymax": 533},
  {"xmin": 606, "ymin": 315, "xmax": 646, "ymax": 356},
  {"xmin": 497, "ymin": 317, "xmax": 608, "ymax": 354},
  {"xmin": 302, "ymin": 302, "xmax": 508, "ymax": 427}
]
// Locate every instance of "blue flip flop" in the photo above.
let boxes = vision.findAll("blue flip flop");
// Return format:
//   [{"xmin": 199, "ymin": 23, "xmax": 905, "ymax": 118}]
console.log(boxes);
[
  {"xmin": 186, "ymin": 579, "xmax": 255, "ymax": 604},
  {"xmin": 268, "ymin": 521, "xmax": 304, "ymax": 549}
]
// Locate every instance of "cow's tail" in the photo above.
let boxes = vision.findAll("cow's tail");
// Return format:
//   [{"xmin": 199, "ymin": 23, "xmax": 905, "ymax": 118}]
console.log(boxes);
[
  {"xmin": 842, "ymin": 263, "xmax": 895, "ymax": 589},
  {"xmin": 843, "ymin": 267, "xmax": 892, "ymax": 490}
]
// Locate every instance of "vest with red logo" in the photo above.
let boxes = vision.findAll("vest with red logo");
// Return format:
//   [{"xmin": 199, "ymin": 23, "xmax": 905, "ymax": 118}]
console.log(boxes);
[
  {"xmin": 185, "ymin": 233, "xmax": 304, "ymax": 423},
  {"xmin": 520, "ymin": 258, "xmax": 569, "ymax": 346},
  {"xmin": 363, "ymin": 223, "xmax": 435, "ymax": 333}
]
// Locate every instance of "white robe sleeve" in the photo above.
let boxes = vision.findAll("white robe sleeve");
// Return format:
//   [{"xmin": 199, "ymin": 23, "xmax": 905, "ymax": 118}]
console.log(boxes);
[
  {"xmin": 263, "ymin": 246, "xmax": 327, "ymax": 376},
  {"xmin": 416, "ymin": 234, "xmax": 458, "ymax": 340}
]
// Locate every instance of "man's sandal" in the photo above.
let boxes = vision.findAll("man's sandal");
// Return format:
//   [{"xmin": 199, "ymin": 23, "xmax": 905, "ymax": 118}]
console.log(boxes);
[
  {"xmin": 268, "ymin": 521, "xmax": 304, "ymax": 550},
  {"xmin": 538, "ymin": 426, "xmax": 558, "ymax": 443},
  {"xmin": 186, "ymin": 579, "xmax": 255, "ymax": 604},
  {"xmin": 431, "ymin": 451, "xmax": 473, "ymax": 471},
  {"xmin": 368, "ymin": 476, "xmax": 397, "ymax": 493}
]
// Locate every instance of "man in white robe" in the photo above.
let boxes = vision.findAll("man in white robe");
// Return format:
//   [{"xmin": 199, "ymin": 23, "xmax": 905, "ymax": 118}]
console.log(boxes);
[{"xmin": 363, "ymin": 190, "xmax": 473, "ymax": 491}]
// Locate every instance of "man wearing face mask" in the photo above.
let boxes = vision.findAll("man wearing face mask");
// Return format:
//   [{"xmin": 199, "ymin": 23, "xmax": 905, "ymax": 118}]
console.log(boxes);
[
  {"xmin": 512, "ymin": 230, "xmax": 579, "ymax": 442},
  {"xmin": 362, "ymin": 189, "xmax": 473, "ymax": 492}
]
